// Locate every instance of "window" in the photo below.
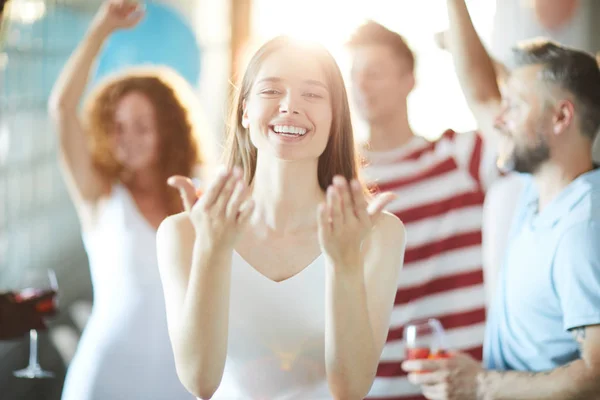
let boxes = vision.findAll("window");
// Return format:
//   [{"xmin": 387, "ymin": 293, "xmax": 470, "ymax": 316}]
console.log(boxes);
[{"xmin": 251, "ymin": 0, "xmax": 496, "ymax": 140}]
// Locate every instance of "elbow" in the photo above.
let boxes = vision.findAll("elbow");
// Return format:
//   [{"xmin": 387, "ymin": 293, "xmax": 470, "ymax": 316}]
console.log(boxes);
[
  {"xmin": 464, "ymin": 86, "xmax": 501, "ymax": 109},
  {"xmin": 188, "ymin": 387, "xmax": 218, "ymax": 400},
  {"xmin": 173, "ymin": 345, "xmax": 224, "ymax": 400},
  {"xmin": 47, "ymin": 94, "xmax": 75, "ymax": 122},
  {"xmin": 176, "ymin": 364, "xmax": 222, "ymax": 400},
  {"xmin": 329, "ymin": 385, "xmax": 372, "ymax": 400},
  {"xmin": 575, "ymin": 365, "xmax": 600, "ymax": 399},
  {"xmin": 47, "ymin": 97, "xmax": 64, "ymax": 122},
  {"xmin": 327, "ymin": 371, "xmax": 375, "ymax": 400},
  {"xmin": 188, "ymin": 386, "xmax": 219, "ymax": 400}
]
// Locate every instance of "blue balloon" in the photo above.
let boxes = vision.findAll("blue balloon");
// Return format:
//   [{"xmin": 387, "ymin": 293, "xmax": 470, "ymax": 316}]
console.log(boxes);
[{"xmin": 93, "ymin": 2, "xmax": 201, "ymax": 87}]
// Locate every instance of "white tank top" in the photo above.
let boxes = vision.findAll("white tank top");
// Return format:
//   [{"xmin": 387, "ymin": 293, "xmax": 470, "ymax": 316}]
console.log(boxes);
[
  {"xmin": 61, "ymin": 184, "xmax": 193, "ymax": 400},
  {"xmin": 212, "ymin": 250, "xmax": 330, "ymax": 399}
]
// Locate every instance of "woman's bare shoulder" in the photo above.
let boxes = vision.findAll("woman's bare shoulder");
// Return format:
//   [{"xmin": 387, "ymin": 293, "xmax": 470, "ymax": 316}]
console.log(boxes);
[
  {"xmin": 372, "ymin": 212, "xmax": 406, "ymax": 246},
  {"xmin": 157, "ymin": 212, "xmax": 194, "ymax": 243},
  {"xmin": 363, "ymin": 212, "xmax": 406, "ymax": 270}
]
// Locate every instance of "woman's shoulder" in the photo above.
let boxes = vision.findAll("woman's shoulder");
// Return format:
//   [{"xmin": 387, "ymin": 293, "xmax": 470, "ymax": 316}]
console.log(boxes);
[
  {"xmin": 156, "ymin": 212, "xmax": 196, "ymax": 275},
  {"xmin": 363, "ymin": 212, "xmax": 406, "ymax": 266},
  {"xmin": 362, "ymin": 212, "xmax": 406, "ymax": 280},
  {"xmin": 372, "ymin": 212, "xmax": 406, "ymax": 246},
  {"xmin": 157, "ymin": 212, "xmax": 194, "ymax": 243}
]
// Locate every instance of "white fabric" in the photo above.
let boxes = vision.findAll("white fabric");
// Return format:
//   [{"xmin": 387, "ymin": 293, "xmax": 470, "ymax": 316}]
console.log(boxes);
[
  {"xmin": 212, "ymin": 250, "xmax": 330, "ymax": 399},
  {"xmin": 491, "ymin": 0, "xmax": 600, "ymax": 67},
  {"xmin": 61, "ymin": 184, "xmax": 193, "ymax": 400}
]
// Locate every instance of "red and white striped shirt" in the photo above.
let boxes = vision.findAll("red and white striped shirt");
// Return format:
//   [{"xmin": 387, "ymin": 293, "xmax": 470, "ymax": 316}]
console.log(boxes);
[{"xmin": 363, "ymin": 129, "xmax": 499, "ymax": 400}]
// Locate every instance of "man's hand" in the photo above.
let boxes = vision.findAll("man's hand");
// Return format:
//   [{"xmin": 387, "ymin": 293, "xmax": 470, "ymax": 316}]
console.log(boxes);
[{"xmin": 402, "ymin": 352, "xmax": 484, "ymax": 400}]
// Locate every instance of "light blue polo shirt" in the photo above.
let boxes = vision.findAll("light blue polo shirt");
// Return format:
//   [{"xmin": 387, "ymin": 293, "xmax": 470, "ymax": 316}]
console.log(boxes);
[{"xmin": 484, "ymin": 168, "xmax": 600, "ymax": 371}]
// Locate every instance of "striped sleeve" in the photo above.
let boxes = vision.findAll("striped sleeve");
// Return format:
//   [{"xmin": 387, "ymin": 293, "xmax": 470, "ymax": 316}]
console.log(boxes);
[{"xmin": 444, "ymin": 130, "xmax": 501, "ymax": 192}]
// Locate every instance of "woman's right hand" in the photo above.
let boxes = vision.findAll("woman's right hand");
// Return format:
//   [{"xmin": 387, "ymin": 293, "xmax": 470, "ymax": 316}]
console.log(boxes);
[
  {"xmin": 168, "ymin": 168, "xmax": 255, "ymax": 254},
  {"xmin": 92, "ymin": 0, "xmax": 144, "ymax": 34}
]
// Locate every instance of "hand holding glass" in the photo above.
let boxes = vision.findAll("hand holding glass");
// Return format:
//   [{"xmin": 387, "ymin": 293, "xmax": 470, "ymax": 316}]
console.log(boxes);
[{"xmin": 403, "ymin": 318, "xmax": 450, "ymax": 365}]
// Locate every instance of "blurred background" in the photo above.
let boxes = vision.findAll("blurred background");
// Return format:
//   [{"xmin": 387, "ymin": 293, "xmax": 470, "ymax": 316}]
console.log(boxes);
[{"xmin": 0, "ymin": 0, "xmax": 598, "ymax": 398}]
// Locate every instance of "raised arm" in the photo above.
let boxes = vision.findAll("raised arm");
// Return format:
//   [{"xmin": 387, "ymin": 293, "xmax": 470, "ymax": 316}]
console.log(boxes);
[
  {"xmin": 157, "ymin": 170, "xmax": 254, "ymax": 399},
  {"xmin": 48, "ymin": 0, "xmax": 143, "ymax": 219},
  {"xmin": 434, "ymin": 30, "xmax": 509, "ymax": 84},
  {"xmin": 446, "ymin": 0, "xmax": 503, "ymax": 139}
]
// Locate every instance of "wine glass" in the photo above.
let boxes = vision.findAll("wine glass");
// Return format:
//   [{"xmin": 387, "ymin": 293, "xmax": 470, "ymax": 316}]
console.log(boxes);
[
  {"xmin": 13, "ymin": 269, "xmax": 59, "ymax": 379},
  {"xmin": 403, "ymin": 318, "xmax": 449, "ymax": 362}
]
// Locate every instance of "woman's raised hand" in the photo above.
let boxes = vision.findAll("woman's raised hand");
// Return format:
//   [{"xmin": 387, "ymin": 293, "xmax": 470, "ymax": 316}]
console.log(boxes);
[
  {"xmin": 317, "ymin": 176, "xmax": 395, "ymax": 269},
  {"xmin": 93, "ymin": 0, "xmax": 145, "ymax": 33},
  {"xmin": 168, "ymin": 168, "xmax": 255, "ymax": 254}
]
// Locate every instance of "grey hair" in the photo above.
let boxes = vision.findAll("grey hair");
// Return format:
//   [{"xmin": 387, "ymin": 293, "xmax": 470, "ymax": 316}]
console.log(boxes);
[{"xmin": 512, "ymin": 39, "xmax": 600, "ymax": 140}]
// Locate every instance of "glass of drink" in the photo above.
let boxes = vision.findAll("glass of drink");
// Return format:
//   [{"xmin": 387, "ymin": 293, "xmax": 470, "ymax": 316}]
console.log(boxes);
[
  {"xmin": 13, "ymin": 269, "xmax": 59, "ymax": 379},
  {"xmin": 403, "ymin": 318, "xmax": 449, "ymax": 366}
]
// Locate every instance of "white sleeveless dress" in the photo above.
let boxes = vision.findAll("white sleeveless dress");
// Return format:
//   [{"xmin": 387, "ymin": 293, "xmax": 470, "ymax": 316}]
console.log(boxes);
[
  {"xmin": 61, "ymin": 184, "xmax": 194, "ymax": 400},
  {"xmin": 211, "ymin": 250, "xmax": 330, "ymax": 399}
]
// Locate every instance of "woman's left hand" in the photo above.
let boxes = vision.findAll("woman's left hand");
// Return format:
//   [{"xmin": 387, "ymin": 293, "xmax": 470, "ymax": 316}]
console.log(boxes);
[{"xmin": 317, "ymin": 176, "xmax": 396, "ymax": 269}]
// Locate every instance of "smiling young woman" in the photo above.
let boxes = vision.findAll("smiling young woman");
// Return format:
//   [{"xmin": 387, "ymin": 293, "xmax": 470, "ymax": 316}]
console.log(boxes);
[{"xmin": 158, "ymin": 36, "xmax": 407, "ymax": 400}]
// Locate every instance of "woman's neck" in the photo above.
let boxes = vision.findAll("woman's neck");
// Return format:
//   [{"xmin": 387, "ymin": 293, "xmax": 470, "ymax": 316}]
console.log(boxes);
[{"xmin": 251, "ymin": 155, "xmax": 325, "ymax": 234}]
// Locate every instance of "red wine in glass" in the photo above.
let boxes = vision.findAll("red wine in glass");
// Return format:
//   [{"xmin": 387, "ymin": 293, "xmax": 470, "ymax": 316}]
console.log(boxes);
[
  {"xmin": 13, "ymin": 269, "xmax": 59, "ymax": 379},
  {"xmin": 14, "ymin": 288, "xmax": 58, "ymax": 315}
]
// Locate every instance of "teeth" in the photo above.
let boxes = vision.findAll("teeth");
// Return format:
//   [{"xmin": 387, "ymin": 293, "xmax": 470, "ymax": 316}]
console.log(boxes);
[{"xmin": 273, "ymin": 125, "xmax": 307, "ymax": 135}]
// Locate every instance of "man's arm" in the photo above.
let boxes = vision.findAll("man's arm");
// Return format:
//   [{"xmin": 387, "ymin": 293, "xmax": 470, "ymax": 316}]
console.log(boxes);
[
  {"xmin": 434, "ymin": 30, "xmax": 510, "ymax": 84},
  {"xmin": 446, "ymin": 0, "xmax": 503, "ymax": 139},
  {"xmin": 479, "ymin": 325, "xmax": 600, "ymax": 400}
]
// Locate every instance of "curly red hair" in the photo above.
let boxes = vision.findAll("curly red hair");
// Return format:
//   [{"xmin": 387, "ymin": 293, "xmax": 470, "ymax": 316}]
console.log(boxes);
[{"xmin": 84, "ymin": 66, "xmax": 206, "ymax": 215}]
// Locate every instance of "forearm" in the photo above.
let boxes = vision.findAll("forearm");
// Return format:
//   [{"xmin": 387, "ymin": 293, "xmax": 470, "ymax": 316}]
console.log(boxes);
[
  {"xmin": 174, "ymin": 241, "xmax": 233, "ymax": 399},
  {"xmin": 325, "ymin": 261, "xmax": 378, "ymax": 400},
  {"xmin": 480, "ymin": 360, "xmax": 600, "ymax": 400},
  {"xmin": 48, "ymin": 22, "xmax": 110, "ymax": 114},
  {"xmin": 446, "ymin": 0, "xmax": 501, "ymax": 108}
]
